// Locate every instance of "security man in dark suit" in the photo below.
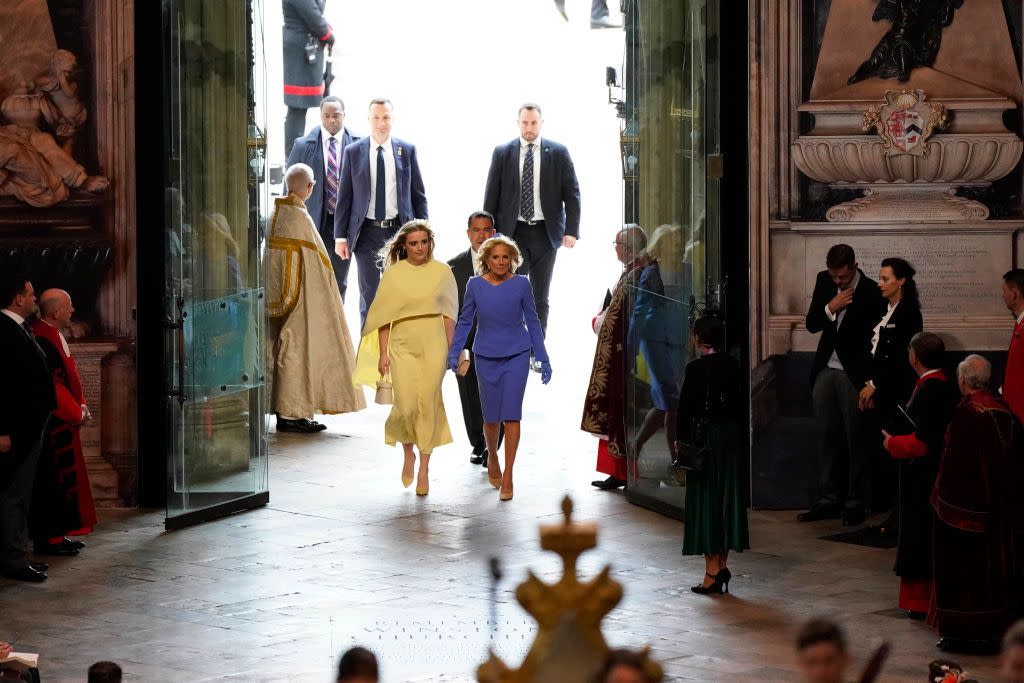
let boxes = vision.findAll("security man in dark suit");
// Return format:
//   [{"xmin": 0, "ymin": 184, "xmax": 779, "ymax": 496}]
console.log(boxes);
[
  {"xmin": 799, "ymin": 244, "xmax": 885, "ymax": 526},
  {"xmin": 483, "ymin": 103, "xmax": 581, "ymax": 352},
  {"xmin": 282, "ymin": 0, "xmax": 334, "ymax": 157},
  {"xmin": 286, "ymin": 95, "xmax": 358, "ymax": 300},
  {"xmin": 0, "ymin": 275, "xmax": 56, "ymax": 582},
  {"xmin": 333, "ymin": 98, "xmax": 428, "ymax": 328},
  {"xmin": 448, "ymin": 211, "xmax": 503, "ymax": 467}
]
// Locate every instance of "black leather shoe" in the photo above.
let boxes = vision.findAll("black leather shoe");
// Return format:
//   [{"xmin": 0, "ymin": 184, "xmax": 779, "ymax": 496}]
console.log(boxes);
[
  {"xmin": 936, "ymin": 637, "xmax": 999, "ymax": 655},
  {"xmin": 841, "ymin": 505, "xmax": 866, "ymax": 526},
  {"xmin": 28, "ymin": 561, "xmax": 48, "ymax": 572},
  {"xmin": 4, "ymin": 566, "xmax": 47, "ymax": 582},
  {"xmin": 906, "ymin": 610, "xmax": 926, "ymax": 621},
  {"xmin": 276, "ymin": 417, "xmax": 324, "ymax": 433},
  {"xmin": 33, "ymin": 541, "xmax": 79, "ymax": 557},
  {"xmin": 591, "ymin": 476, "xmax": 626, "ymax": 490},
  {"xmin": 469, "ymin": 452, "xmax": 484, "ymax": 465},
  {"xmin": 64, "ymin": 537, "xmax": 85, "ymax": 550},
  {"xmin": 796, "ymin": 502, "xmax": 841, "ymax": 522}
]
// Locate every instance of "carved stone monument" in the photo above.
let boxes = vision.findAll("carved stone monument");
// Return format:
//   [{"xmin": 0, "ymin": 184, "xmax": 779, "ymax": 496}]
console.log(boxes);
[{"xmin": 791, "ymin": 0, "xmax": 1022, "ymax": 222}]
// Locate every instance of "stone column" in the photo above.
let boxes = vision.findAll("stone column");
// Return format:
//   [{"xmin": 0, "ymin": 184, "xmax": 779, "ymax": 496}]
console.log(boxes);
[{"xmin": 71, "ymin": 340, "xmax": 122, "ymax": 507}]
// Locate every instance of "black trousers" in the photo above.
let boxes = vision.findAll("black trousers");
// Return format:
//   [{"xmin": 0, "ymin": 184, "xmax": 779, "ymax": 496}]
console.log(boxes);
[
  {"xmin": 513, "ymin": 221, "xmax": 557, "ymax": 334},
  {"xmin": 592, "ymin": 0, "xmax": 610, "ymax": 20},
  {"xmin": 354, "ymin": 220, "xmax": 398, "ymax": 329},
  {"xmin": 284, "ymin": 106, "xmax": 307, "ymax": 157},
  {"xmin": 811, "ymin": 368, "xmax": 866, "ymax": 509},
  {"xmin": 321, "ymin": 212, "xmax": 351, "ymax": 302},
  {"xmin": 0, "ymin": 427, "xmax": 45, "ymax": 572}
]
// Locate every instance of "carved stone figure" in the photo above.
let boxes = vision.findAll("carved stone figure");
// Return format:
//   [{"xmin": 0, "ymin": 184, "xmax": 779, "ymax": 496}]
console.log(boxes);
[
  {"xmin": 0, "ymin": 81, "xmax": 107, "ymax": 206},
  {"xmin": 36, "ymin": 49, "xmax": 87, "ymax": 152},
  {"xmin": 848, "ymin": 0, "xmax": 964, "ymax": 85}
]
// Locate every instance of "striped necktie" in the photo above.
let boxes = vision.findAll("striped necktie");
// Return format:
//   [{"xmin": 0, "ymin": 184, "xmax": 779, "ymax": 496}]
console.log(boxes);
[
  {"xmin": 520, "ymin": 143, "xmax": 535, "ymax": 221},
  {"xmin": 326, "ymin": 137, "xmax": 339, "ymax": 214}
]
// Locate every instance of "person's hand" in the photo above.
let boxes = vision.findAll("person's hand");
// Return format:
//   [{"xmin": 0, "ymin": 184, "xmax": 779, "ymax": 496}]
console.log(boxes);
[
  {"xmin": 827, "ymin": 287, "xmax": 854, "ymax": 314},
  {"xmin": 858, "ymin": 384, "xmax": 876, "ymax": 411},
  {"xmin": 378, "ymin": 352, "xmax": 390, "ymax": 377},
  {"xmin": 323, "ymin": 33, "xmax": 336, "ymax": 49},
  {"xmin": 0, "ymin": 641, "xmax": 11, "ymax": 658},
  {"xmin": 562, "ymin": 235, "xmax": 576, "ymax": 249},
  {"xmin": 881, "ymin": 429, "xmax": 892, "ymax": 453},
  {"xmin": 336, "ymin": 242, "xmax": 350, "ymax": 259},
  {"xmin": 80, "ymin": 405, "xmax": 92, "ymax": 425},
  {"xmin": 540, "ymin": 362, "xmax": 552, "ymax": 385},
  {"xmin": 0, "ymin": 435, "xmax": 10, "ymax": 454}
]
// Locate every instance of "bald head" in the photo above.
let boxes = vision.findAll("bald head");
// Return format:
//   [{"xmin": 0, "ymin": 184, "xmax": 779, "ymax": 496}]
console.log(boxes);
[
  {"xmin": 615, "ymin": 224, "xmax": 647, "ymax": 264},
  {"xmin": 39, "ymin": 288, "xmax": 73, "ymax": 327},
  {"xmin": 284, "ymin": 163, "xmax": 315, "ymax": 197}
]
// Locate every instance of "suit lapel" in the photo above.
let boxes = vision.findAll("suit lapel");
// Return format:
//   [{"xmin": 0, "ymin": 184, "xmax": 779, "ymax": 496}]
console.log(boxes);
[
  {"xmin": 510, "ymin": 140, "xmax": 521, "ymax": 196},
  {"xmin": 354, "ymin": 138, "xmax": 370, "ymax": 183}
]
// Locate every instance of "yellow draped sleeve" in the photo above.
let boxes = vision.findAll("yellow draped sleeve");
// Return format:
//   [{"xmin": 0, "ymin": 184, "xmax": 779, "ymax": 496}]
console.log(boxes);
[{"xmin": 353, "ymin": 259, "xmax": 459, "ymax": 388}]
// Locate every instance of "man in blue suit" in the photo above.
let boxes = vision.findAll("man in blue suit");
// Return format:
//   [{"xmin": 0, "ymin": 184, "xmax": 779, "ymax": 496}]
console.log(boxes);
[
  {"xmin": 334, "ymin": 97, "xmax": 428, "ymax": 326},
  {"xmin": 483, "ymin": 103, "xmax": 581, "ymax": 345},
  {"xmin": 286, "ymin": 95, "xmax": 358, "ymax": 301}
]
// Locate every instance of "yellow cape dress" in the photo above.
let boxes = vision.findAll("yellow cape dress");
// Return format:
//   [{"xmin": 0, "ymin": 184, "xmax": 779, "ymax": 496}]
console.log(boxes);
[{"xmin": 354, "ymin": 258, "xmax": 459, "ymax": 452}]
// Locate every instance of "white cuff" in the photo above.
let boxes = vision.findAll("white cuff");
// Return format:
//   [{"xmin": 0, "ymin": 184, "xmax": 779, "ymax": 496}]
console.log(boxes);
[
  {"xmin": 825, "ymin": 304, "xmax": 837, "ymax": 322},
  {"xmin": 335, "ymin": 238, "xmax": 348, "ymax": 243}
]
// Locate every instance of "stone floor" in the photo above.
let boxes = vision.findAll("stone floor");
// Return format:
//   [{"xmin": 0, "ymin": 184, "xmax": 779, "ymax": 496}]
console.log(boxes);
[{"xmin": 0, "ymin": 380, "xmax": 1004, "ymax": 681}]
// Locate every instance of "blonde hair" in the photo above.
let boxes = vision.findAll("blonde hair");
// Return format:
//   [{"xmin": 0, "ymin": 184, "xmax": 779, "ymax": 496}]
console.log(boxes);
[
  {"xmin": 378, "ymin": 219, "xmax": 436, "ymax": 267},
  {"xmin": 475, "ymin": 235, "xmax": 522, "ymax": 276}
]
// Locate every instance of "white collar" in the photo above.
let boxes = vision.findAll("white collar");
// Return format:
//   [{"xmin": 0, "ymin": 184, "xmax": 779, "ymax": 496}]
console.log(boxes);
[
  {"xmin": 520, "ymin": 136, "xmax": 541, "ymax": 149},
  {"xmin": 322, "ymin": 126, "xmax": 344, "ymax": 142},
  {"xmin": 1, "ymin": 308, "xmax": 25, "ymax": 326},
  {"xmin": 920, "ymin": 368, "xmax": 941, "ymax": 379},
  {"xmin": 41, "ymin": 318, "xmax": 59, "ymax": 330},
  {"xmin": 1016, "ymin": 311, "xmax": 1024, "ymax": 326},
  {"xmin": 370, "ymin": 137, "xmax": 392, "ymax": 152}
]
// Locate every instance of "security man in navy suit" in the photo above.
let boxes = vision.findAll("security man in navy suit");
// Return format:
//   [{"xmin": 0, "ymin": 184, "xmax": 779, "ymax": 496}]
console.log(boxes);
[
  {"xmin": 483, "ymin": 103, "xmax": 581, "ymax": 353},
  {"xmin": 333, "ymin": 97, "xmax": 427, "ymax": 327},
  {"xmin": 286, "ymin": 95, "xmax": 358, "ymax": 301}
]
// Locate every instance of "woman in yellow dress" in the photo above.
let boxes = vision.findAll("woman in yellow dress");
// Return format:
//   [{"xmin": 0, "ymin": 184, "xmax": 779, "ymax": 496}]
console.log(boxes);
[{"xmin": 353, "ymin": 220, "xmax": 458, "ymax": 495}]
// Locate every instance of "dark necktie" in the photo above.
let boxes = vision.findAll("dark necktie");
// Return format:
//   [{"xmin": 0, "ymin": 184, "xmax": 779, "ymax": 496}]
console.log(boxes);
[
  {"xmin": 375, "ymin": 145, "xmax": 386, "ymax": 221},
  {"xmin": 520, "ymin": 143, "xmax": 535, "ymax": 221},
  {"xmin": 326, "ymin": 137, "xmax": 339, "ymax": 214}
]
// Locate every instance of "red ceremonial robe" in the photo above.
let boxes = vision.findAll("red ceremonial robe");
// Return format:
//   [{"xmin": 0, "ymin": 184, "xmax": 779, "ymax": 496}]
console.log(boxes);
[
  {"xmin": 929, "ymin": 390, "xmax": 1023, "ymax": 642},
  {"xmin": 29, "ymin": 320, "xmax": 96, "ymax": 542},
  {"xmin": 1004, "ymin": 317, "xmax": 1024, "ymax": 424}
]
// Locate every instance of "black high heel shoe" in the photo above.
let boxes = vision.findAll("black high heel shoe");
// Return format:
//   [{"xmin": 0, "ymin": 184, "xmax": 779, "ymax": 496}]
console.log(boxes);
[{"xmin": 691, "ymin": 568, "xmax": 731, "ymax": 595}]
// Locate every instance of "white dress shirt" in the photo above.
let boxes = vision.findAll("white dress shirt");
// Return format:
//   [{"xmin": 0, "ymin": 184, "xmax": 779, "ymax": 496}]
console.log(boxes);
[
  {"xmin": 1017, "ymin": 311, "xmax": 1024, "ymax": 326},
  {"xmin": 366, "ymin": 137, "xmax": 399, "ymax": 221},
  {"xmin": 824, "ymin": 270, "xmax": 861, "ymax": 371},
  {"xmin": 1, "ymin": 308, "xmax": 25, "ymax": 327},
  {"xmin": 320, "ymin": 126, "xmax": 345, "ymax": 180},
  {"xmin": 517, "ymin": 136, "xmax": 544, "ymax": 221},
  {"xmin": 871, "ymin": 299, "xmax": 900, "ymax": 357}
]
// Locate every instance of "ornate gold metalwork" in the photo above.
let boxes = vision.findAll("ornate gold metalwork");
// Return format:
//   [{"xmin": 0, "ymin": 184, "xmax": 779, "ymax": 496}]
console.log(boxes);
[
  {"xmin": 477, "ymin": 497, "xmax": 662, "ymax": 683},
  {"xmin": 862, "ymin": 89, "xmax": 948, "ymax": 157}
]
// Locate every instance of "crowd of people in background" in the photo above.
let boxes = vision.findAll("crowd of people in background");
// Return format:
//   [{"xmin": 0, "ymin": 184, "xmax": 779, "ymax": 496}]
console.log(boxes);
[{"xmin": 798, "ymin": 243, "xmax": 1024, "ymax": 654}]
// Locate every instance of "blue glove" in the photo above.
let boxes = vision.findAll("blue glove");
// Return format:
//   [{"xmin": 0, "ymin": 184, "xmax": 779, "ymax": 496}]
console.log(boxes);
[
  {"xmin": 540, "ymin": 361, "xmax": 552, "ymax": 385},
  {"xmin": 447, "ymin": 353, "xmax": 459, "ymax": 372}
]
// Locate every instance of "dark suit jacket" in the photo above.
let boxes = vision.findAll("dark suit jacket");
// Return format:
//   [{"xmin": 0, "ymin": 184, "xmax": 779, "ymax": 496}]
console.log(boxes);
[
  {"xmin": 332, "ymin": 136, "xmax": 427, "ymax": 247},
  {"xmin": 285, "ymin": 125, "xmax": 357, "ymax": 233},
  {"xmin": 867, "ymin": 299, "xmax": 923, "ymax": 409},
  {"xmin": 0, "ymin": 314, "xmax": 55, "ymax": 469},
  {"xmin": 805, "ymin": 269, "xmax": 885, "ymax": 387},
  {"xmin": 447, "ymin": 248, "xmax": 477, "ymax": 348},
  {"xmin": 483, "ymin": 138, "xmax": 581, "ymax": 249}
]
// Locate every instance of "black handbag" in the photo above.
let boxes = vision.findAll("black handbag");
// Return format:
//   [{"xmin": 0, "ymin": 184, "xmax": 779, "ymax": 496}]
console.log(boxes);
[{"xmin": 674, "ymin": 379, "xmax": 713, "ymax": 472}]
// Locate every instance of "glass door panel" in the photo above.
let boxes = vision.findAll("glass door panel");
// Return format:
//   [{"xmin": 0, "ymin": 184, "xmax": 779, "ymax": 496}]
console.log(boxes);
[
  {"xmin": 623, "ymin": 0, "xmax": 721, "ymax": 518},
  {"xmin": 164, "ymin": 0, "xmax": 269, "ymax": 530}
]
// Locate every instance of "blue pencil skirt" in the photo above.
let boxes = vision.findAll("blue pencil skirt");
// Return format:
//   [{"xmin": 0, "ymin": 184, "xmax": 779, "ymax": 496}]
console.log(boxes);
[{"xmin": 475, "ymin": 350, "xmax": 531, "ymax": 423}]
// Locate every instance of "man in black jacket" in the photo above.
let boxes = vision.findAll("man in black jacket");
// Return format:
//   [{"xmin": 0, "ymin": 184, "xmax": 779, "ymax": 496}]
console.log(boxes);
[
  {"xmin": 0, "ymin": 275, "xmax": 56, "ymax": 582},
  {"xmin": 800, "ymin": 244, "xmax": 884, "ymax": 526}
]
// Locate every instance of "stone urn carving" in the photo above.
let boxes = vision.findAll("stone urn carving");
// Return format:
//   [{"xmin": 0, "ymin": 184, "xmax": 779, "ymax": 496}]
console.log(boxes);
[{"xmin": 792, "ymin": 0, "xmax": 1023, "ymax": 223}]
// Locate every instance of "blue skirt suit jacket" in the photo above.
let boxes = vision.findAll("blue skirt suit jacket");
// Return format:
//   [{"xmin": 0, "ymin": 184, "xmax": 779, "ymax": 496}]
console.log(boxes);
[{"xmin": 449, "ymin": 275, "xmax": 549, "ymax": 422}]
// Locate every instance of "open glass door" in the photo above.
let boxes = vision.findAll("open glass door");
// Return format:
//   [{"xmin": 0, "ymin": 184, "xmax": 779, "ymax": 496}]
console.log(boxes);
[
  {"xmin": 163, "ymin": 0, "xmax": 270, "ymax": 530},
  {"xmin": 622, "ymin": 0, "xmax": 723, "ymax": 519}
]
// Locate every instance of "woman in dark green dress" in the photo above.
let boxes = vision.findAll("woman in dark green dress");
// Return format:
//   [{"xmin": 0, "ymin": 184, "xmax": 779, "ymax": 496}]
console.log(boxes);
[{"xmin": 674, "ymin": 316, "xmax": 749, "ymax": 594}]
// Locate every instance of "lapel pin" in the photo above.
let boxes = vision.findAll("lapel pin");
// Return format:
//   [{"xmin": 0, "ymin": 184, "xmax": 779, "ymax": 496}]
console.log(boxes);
[{"xmin": 397, "ymin": 146, "xmax": 403, "ymax": 157}]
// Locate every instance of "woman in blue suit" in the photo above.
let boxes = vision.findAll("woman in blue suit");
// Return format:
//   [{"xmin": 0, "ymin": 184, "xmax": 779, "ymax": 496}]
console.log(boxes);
[{"xmin": 449, "ymin": 236, "xmax": 551, "ymax": 501}]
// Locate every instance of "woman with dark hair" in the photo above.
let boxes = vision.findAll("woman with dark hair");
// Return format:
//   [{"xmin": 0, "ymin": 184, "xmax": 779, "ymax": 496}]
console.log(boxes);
[
  {"xmin": 353, "ymin": 220, "xmax": 459, "ymax": 496},
  {"xmin": 857, "ymin": 257, "xmax": 923, "ymax": 527},
  {"xmin": 673, "ymin": 315, "xmax": 749, "ymax": 594}
]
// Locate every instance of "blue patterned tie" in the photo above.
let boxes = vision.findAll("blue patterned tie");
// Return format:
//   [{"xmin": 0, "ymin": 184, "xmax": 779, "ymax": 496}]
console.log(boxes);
[
  {"xmin": 326, "ymin": 137, "xmax": 339, "ymax": 214},
  {"xmin": 375, "ymin": 145, "xmax": 386, "ymax": 221},
  {"xmin": 520, "ymin": 143, "xmax": 535, "ymax": 221}
]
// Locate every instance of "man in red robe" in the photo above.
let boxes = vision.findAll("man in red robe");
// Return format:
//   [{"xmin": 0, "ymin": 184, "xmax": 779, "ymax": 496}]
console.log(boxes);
[
  {"xmin": 583, "ymin": 225, "xmax": 646, "ymax": 490},
  {"xmin": 29, "ymin": 288, "xmax": 95, "ymax": 557},
  {"xmin": 930, "ymin": 354, "xmax": 1024, "ymax": 654},
  {"xmin": 881, "ymin": 332, "xmax": 959, "ymax": 618},
  {"xmin": 1001, "ymin": 269, "xmax": 1024, "ymax": 424}
]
